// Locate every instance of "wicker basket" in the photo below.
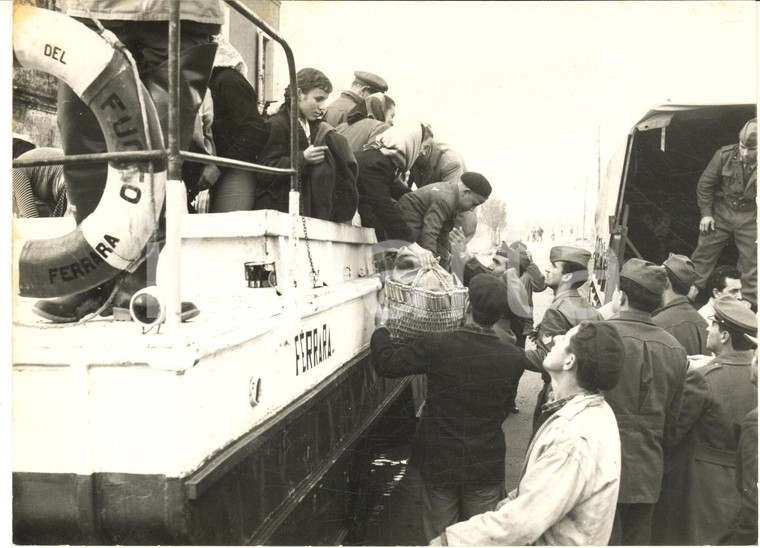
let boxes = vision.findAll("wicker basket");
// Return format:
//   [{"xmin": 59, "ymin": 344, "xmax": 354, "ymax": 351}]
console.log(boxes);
[{"xmin": 384, "ymin": 268, "xmax": 469, "ymax": 344}]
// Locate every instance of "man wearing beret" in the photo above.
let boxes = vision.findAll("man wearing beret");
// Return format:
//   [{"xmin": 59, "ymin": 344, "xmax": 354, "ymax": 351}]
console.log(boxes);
[
  {"xmin": 604, "ymin": 258, "xmax": 688, "ymax": 546},
  {"xmin": 652, "ymin": 296, "xmax": 758, "ymax": 545},
  {"xmin": 652, "ymin": 253, "xmax": 709, "ymax": 355},
  {"xmin": 397, "ymin": 172, "xmax": 491, "ymax": 271},
  {"xmin": 524, "ymin": 245, "xmax": 601, "ymax": 430},
  {"xmin": 690, "ymin": 118, "xmax": 757, "ymax": 308},
  {"xmin": 431, "ymin": 321, "xmax": 625, "ymax": 546},
  {"xmin": 323, "ymin": 70, "xmax": 389, "ymax": 127},
  {"xmin": 371, "ymin": 274, "xmax": 527, "ymax": 542}
]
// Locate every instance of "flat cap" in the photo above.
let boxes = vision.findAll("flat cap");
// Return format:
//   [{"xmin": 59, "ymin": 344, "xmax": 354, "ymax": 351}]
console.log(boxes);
[
  {"xmin": 713, "ymin": 294, "xmax": 757, "ymax": 336},
  {"xmin": 461, "ymin": 171, "xmax": 492, "ymax": 199},
  {"xmin": 620, "ymin": 258, "xmax": 667, "ymax": 296},
  {"xmin": 739, "ymin": 118, "xmax": 757, "ymax": 148},
  {"xmin": 549, "ymin": 246, "xmax": 591, "ymax": 270},
  {"xmin": 354, "ymin": 71, "xmax": 388, "ymax": 92},
  {"xmin": 663, "ymin": 253, "xmax": 698, "ymax": 287},
  {"xmin": 469, "ymin": 273, "xmax": 507, "ymax": 321}
]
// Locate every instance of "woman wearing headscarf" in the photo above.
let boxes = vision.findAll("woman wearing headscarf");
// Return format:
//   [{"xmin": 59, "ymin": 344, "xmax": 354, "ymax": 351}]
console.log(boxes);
[
  {"xmin": 207, "ymin": 35, "xmax": 271, "ymax": 212},
  {"xmin": 355, "ymin": 119, "xmax": 433, "ymax": 243},
  {"xmin": 335, "ymin": 92, "xmax": 396, "ymax": 155}
]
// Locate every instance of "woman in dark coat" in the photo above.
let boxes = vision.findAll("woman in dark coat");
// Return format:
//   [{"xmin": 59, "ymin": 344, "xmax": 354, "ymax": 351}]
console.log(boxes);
[
  {"xmin": 355, "ymin": 119, "xmax": 433, "ymax": 243},
  {"xmin": 207, "ymin": 36, "xmax": 270, "ymax": 212}
]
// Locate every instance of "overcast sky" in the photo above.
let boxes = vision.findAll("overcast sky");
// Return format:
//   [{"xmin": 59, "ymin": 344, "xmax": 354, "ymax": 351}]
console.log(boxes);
[{"xmin": 275, "ymin": 1, "xmax": 757, "ymax": 234}]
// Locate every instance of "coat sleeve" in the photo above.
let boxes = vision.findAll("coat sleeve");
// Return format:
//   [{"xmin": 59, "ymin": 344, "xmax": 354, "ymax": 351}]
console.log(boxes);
[
  {"xmin": 733, "ymin": 411, "xmax": 759, "ymax": 543},
  {"xmin": 666, "ymin": 366, "xmax": 705, "ymax": 446},
  {"xmin": 370, "ymin": 327, "xmax": 432, "ymax": 377},
  {"xmin": 525, "ymin": 308, "xmax": 569, "ymax": 372},
  {"xmin": 417, "ymin": 201, "xmax": 452, "ymax": 254},
  {"xmin": 504, "ymin": 269, "xmax": 533, "ymax": 320},
  {"xmin": 696, "ymin": 148, "xmax": 723, "ymax": 217},
  {"xmin": 440, "ymin": 436, "xmax": 588, "ymax": 546},
  {"xmin": 524, "ymin": 262, "xmax": 547, "ymax": 292},
  {"xmin": 213, "ymin": 70, "xmax": 270, "ymax": 161},
  {"xmin": 257, "ymin": 113, "xmax": 306, "ymax": 188}
]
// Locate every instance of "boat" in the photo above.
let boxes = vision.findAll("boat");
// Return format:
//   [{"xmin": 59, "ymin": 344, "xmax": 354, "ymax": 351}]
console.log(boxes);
[
  {"xmin": 590, "ymin": 103, "xmax": 756, "ymax": 306},
  {"xmin": 11, "ymin": 2, "xmax": 415, "ymax": 544}
]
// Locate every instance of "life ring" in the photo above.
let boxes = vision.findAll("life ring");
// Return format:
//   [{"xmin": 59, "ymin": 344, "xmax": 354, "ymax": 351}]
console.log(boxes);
[{"xmin": 13, "ymin": 5, "xmax": 166, "ymax": 298}]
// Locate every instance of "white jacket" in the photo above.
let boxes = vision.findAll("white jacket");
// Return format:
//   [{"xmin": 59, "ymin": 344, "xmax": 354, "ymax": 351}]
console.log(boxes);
[{"xmin": 440, "ymin": 393, "xmax": 621, "ymax": 546}]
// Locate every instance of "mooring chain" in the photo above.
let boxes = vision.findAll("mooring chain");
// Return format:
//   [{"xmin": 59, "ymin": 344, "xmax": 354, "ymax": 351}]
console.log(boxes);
[{"xmin": 297, "ymin": 173, "xmax": 320, "ymax": 288}]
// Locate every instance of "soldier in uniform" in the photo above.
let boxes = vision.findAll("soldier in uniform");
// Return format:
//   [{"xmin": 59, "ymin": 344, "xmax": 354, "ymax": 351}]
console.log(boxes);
[
  {"xmin": 653, "ymin": 296, "xmax": 757, "ymax": 545},
  {"xmin": 323, "ymin": 71, "xmax": 388, "ymax": 127},
  {"xmin": 525, "ymin": 246, "xmax": 601, "ymax": 430},
  {"xmin": 690, "ymin": 118, "xmax": 757, "ymax": 307},
  {"xmin": 605, "ymin": 259, "xmax": 688, "ymax": 546},
  {"xmin": 653, "ymin": 253, "xmax": 708, "ymax": 355}
]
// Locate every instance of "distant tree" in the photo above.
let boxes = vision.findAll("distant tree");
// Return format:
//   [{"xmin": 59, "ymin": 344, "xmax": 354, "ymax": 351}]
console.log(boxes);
[{"xmin": 479, "ymin": 198, "xmax": 507, "ymax": 244}]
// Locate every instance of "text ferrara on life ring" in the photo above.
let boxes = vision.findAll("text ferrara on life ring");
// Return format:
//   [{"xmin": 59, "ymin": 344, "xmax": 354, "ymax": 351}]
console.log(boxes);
[{"xmin": 13, "ymin": 5, "xmax": 166, "ymax": 299}]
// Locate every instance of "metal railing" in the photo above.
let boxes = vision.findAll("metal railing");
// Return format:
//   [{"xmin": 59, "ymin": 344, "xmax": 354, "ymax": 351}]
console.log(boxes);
[{"xmin": 13, "ymin": 0, "xmax": 301, "ymax": 332}]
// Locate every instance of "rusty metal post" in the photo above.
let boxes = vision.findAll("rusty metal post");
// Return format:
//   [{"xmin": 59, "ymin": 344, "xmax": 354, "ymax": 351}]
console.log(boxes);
[{"xmin": 163, "ymin": 0, "xmax": 183, "ymax": 333}]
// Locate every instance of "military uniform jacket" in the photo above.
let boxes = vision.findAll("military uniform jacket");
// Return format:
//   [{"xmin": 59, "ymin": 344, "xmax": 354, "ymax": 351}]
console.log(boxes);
[
  {"xmin": 370, "ymin": 325, "xmax": 527, "ymax": 486},
  {"xmin": 652, "ymin": 295, "xmax": 709, "ymax": 355},
  {"xmin": 397, "ymin": 181, "xmax": 460, "ymax": 265},
  {"xmin": 323, "ymin": 90, "xmax": 363, "ymax": 127},
  {"xmin": 606, "ymin": 309, "xmax": 688, "ymax": 504},
  {"xmin": 697, "ymin": 143, "xmax": 757, "ymax": 216},
  {"xmin": 526, "ymin": 288, "xmax": 601, "ymax": 373},
  {"xmin": 665, "ymin": 351, "xmax": 758, "ymax": 544}
]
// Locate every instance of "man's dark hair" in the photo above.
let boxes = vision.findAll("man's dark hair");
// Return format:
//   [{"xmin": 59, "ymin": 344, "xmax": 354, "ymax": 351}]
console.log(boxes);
[
  {"xmin": 471, "ymin": 305, "xmax": 499, "ymax": 328},
  {"xmin": 297, "ymin": 67, "xmax": 333, "ymax": 94},
  {"xmin": 559, "ymin": 261, "xmax": 589, "ymax": 290},
  {"xmin": 620, "ymin": 277, "xmax": 662, "ymax": 313},
  {"xmin": 664, "ymin": 267, "xmax": 691, "ymax": 296},
  {"xmin": 716, "ymin": 322, "xmax": 755, "ymax": 352},
  {"xmin": 708, "ymin": 265, "xmax": 742, "ymax": 294},
  {"xmin": 567, "ymin": 321, "xmax": 623, "ymax": 392}
]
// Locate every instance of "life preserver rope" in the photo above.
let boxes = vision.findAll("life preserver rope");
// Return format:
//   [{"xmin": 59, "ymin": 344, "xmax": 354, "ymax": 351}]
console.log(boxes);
[{"xmin": 13, "ymin": 5, "xmax": 166, "ymax": 298}]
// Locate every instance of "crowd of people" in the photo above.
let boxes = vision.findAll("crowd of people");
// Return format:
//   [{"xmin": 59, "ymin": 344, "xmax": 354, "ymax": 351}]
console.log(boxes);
[
  {"xmin": 11, "ymin": 2, "xmax": 759, "ymax": 545},
  {"xmin": 369, "ymin": 116, "xmax": 757, "ymax": 546}
]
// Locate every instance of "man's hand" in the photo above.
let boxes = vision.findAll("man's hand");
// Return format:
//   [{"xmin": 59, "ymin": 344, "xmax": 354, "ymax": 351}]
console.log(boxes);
[
  {"xmin": 699, "ymin": 215, "xmax": 715, "ymax": 233},
  {"xmin": 196, "ymin": 163, "xmax": 221, "ymax": 191},
  {"xmin": 408, "ymin": 242, "xmax": 438, "ymax": 269},
  {"xmin": 449, "ymin": 226, "xmax": 467, "ymax": 248},
  {"xmin": 303, "ymin": 145, "xmax": 328, "ymax": 164}
]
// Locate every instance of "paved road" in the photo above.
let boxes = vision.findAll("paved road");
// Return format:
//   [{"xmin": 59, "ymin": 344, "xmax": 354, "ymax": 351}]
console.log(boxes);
[{"xmin": 361, "ymin": 241, "xmax": 564, "ymax": 545}]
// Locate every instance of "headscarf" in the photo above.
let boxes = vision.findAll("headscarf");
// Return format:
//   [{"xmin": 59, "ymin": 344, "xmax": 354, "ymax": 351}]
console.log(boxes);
[
  {"xmin": 367, "ymin": 120, "xmax": 431, "ymax": 172},
  {"xmin": 212, "ymin": 35, "xmax": 248, "ymax": 77},
  {"xmin": 365, "ymin": 93, "xmax": 388, "ymax": 121}
]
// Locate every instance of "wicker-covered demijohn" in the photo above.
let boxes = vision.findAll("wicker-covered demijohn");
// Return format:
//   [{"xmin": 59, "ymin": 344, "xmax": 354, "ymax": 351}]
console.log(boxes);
[{"xmin": 384, "ymin": 268, "xmax": 469, "ymax": 344}]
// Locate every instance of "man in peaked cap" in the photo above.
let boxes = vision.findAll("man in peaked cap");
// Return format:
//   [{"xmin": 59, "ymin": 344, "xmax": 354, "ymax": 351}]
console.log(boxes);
[
  {"xmin": 323, "ymin": 70, "xmax": 389, "ymax": 127},
  {"xmin": 652, "ymin": 253, "xmax": 709, "ymax": 355},
  {"xmin": 524, "ymin": 245, "xmax": 601, "ymax": 430},
  {"xmin": 398, "ymin": 171, "xmax": 491, "ymax": 271},
  {"xmin": 653, "ymin": 295, "xmax": 758, "ymax": 545},
  {"xmin": 371, "ymin": 274, "xmax": 527, "ymax": 542},
  {"xmin": 690, "ymin": 118, "xmax": 758, "ymax": 308},
  {"xmin": 604, "ymin": 258, "xmax": 688, "ymax": 546}
]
